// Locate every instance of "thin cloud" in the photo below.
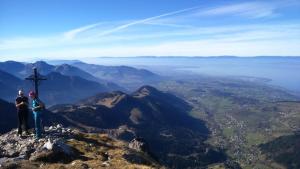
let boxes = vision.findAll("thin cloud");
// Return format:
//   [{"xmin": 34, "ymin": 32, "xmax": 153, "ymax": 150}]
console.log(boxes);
[
  {"xmin": 142, "ymin": 22, "xmax": 195, "ymax": 29},
  {"xmin": 20, "ymin": 38, "xmax": 300, "ymax": 59},
  {"xmin": 1, "ymin": 23, "xmax": 299, "ymax": 50},
  {"xmin": 194, "ymin": 2, "xmax": 278, "ymax": 18}
]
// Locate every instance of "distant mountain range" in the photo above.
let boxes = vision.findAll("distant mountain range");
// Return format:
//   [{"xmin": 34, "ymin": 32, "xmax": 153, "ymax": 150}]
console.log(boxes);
[
  {"xmin": 39, "ymin": 72, "xmax": 111, "ymax": 105},
  {"xmin": 72, "ymin": 61, "xmax": 161, "ymax": 91},
  {"xmin": 0, "ymin": 70, "xmax": 115, "ymax": 105},
  {"xmin": 94, "ymin": 56, "xmax": 300, "ymax": 58},
  {"xmin": 0, "ymin": 70, "xmax": 23, "ymax": 101},
  {"xmin": 0, "ymin": 60, "xmax": 161, "ymax": 105},
  {"xmin": 0, "ymin": 61, "xmax": 112, "ymax": 82}
]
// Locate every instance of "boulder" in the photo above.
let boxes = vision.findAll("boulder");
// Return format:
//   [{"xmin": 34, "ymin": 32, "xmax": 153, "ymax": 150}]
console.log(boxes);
[
  {"xmin": 29, "ymin": 140, "xmax": 75, "ymax": 163},
  {"xmin": 129, "ymin": 137, "xmax": 149, "ymax": 152}
]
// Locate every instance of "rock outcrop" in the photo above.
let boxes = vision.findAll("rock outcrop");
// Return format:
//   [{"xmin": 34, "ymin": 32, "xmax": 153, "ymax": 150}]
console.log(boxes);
[
  {"xmin": 0, "ymin": 125, "xmax": 162, "ymax": 169},
  {"xmin": 0, "ymin": 124, "xmax": 75, "ymax": 165}
]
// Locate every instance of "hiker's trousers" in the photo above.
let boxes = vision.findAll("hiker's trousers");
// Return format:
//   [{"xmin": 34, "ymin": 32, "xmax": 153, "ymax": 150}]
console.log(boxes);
[
  {"xmin": 33, "ymin": 111, "xmax": 42, "ymax": 139},
  {"xmin": 17, "ymin": 110, "xmax": 29, "ymax": 135}
]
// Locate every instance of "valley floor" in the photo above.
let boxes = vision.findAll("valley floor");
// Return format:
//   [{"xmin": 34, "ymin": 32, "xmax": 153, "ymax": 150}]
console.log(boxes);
[{"xmin": 157, "ymin": 77, "xmax": 300, "ymax": 169}]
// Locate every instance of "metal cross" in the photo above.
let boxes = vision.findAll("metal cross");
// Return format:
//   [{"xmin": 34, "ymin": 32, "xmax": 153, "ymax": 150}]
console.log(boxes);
[{"xmin": 25, "ymin": 67, "xmax": 47, "ymax": 98}]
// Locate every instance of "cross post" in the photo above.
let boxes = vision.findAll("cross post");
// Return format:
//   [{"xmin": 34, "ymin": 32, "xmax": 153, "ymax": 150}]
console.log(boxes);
[{"xmin": 25, "ymin": 67, "xmax": 47, "ymax": 98}]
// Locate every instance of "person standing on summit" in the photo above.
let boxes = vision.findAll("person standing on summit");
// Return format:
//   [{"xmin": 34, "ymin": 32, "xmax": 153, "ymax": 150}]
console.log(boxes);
[
  {"xmin": 15, "ymin": 90, "xmax": 29, "ymax": 137},
  {"xmin": 29, "ymin": 91, "xmax": 45, "ymax": 139}
]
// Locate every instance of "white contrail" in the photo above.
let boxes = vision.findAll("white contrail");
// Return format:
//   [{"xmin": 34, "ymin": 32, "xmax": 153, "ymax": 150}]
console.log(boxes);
[
  {"xmin": 143, "ymin": 22, "xmax": 195, "ymax": 29},
  {"xmin": 96, "ymin": 6, "xmax": 200, "ymax": 36},
  {"xmin": 64, "ymin": 22, "xmax": 102, "ymax": 40},
  {"xmin": 64, "ymin": 6, "xmax": 200, "ymax": 39}
]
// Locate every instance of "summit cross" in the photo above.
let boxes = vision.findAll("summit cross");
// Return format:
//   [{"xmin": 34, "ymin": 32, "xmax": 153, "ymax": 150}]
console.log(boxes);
[{"xmin": 25, "ymin": 67, "xmax": 47, "ymax": 98}]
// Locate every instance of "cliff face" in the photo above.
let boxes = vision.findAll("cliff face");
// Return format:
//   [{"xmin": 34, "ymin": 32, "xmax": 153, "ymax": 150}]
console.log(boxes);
[{"xmin": 0, "ymin": 125, "xmax": 163, "ymax": 169}]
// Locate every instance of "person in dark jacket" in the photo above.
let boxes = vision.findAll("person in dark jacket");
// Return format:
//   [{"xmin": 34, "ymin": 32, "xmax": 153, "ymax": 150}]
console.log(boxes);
[{"xmin": 15, "ymin": 90, "xmax": 29, "ymax": 136}]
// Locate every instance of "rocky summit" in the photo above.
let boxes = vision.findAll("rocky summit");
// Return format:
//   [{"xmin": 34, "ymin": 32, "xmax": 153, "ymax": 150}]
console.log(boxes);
[{"xmin": 0, "ymin": 125, "xmax": 162, "ymax": 169}]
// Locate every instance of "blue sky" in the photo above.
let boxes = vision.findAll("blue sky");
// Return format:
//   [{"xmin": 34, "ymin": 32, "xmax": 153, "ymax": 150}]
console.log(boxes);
[{"xmin": 0, "ymin": 0, "xmax": 300, "ymax": 61}]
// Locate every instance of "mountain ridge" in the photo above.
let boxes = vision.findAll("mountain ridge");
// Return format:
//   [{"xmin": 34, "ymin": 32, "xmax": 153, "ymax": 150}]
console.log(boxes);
[{"xmin": 46, "ymin": 85, "xmax": 226, "ymax": 168}]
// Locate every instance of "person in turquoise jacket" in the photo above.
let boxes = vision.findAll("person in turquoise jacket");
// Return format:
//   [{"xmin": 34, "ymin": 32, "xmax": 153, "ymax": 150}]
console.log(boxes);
[{"xmin": 29, "ymin": 91, "xmax": 45, "ymax": 139}]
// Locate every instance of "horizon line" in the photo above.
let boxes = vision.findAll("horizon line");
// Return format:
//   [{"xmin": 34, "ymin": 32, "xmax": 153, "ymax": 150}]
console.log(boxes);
[{"xmin": 1, "ymin": 55, "xmax": 300, "ymax": 63}]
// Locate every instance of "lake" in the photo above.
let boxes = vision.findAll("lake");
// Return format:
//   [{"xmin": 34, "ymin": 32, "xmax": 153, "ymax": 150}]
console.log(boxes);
[{"xmin": 84, "ymin": 57, "xmax": 300, "ymax": 94}]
